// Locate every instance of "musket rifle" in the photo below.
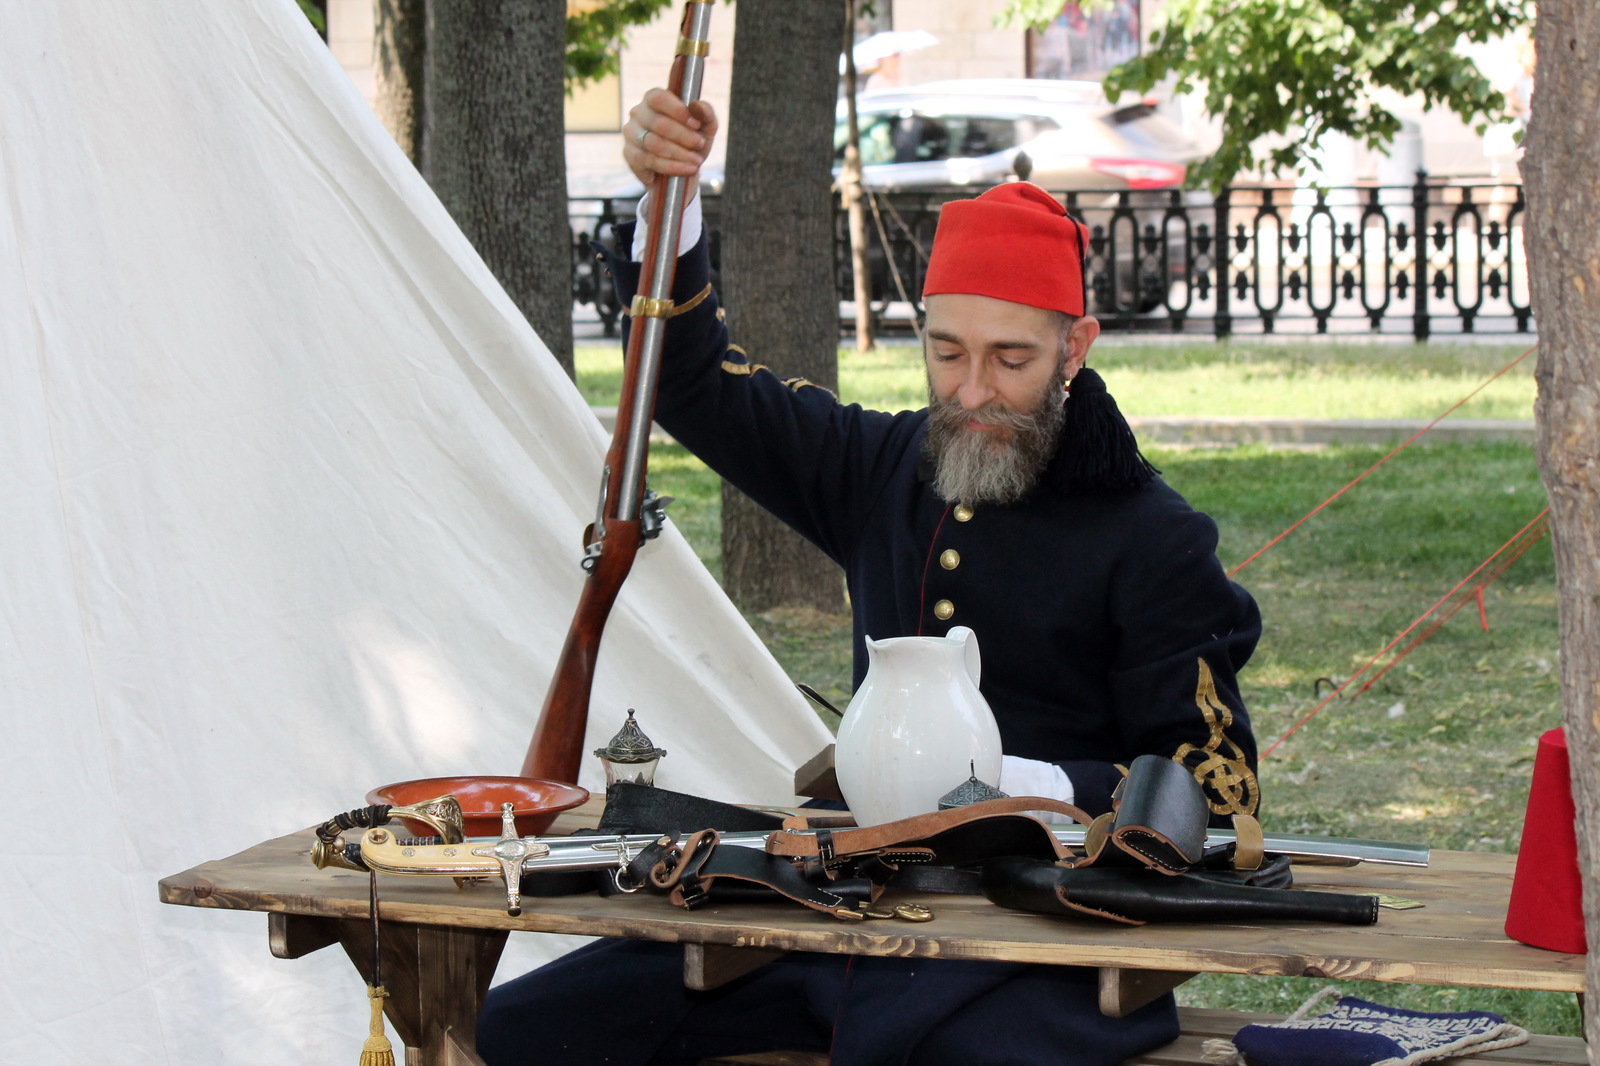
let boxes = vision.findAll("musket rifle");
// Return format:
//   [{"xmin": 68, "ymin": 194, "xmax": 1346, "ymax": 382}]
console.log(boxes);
[{"xmin": 521, "ymin": 0, "xmax": 717, "ymax": 786}]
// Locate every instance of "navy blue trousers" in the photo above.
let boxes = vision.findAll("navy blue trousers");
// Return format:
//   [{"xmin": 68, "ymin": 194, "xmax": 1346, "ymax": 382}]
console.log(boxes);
[{"xmin": 477, "ymin": 939, "xmax": 1177, "ymax": 1066}]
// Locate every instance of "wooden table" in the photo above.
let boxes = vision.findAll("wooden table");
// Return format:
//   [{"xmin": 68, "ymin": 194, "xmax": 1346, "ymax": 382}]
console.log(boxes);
[{"xmin": 159, "ymin": 809, "xmax": 1584, "ymax": 1066}]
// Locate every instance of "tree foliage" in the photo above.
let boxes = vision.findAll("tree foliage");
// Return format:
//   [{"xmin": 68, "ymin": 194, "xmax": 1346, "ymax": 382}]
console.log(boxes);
[
  {"xmin": 294, "ymin": 0, "xmax": 326, "ymax": 34},
  {"xmin": 999, "ymin": 0, "xmax": 1532, "ymax": 189},
  {"xmin": 567, "ymin": 0, "xmax": 676, "ymax": 91},
  {"xmin": 994, "ymin": 0, "xmax": 1108, "ymax": 29}
]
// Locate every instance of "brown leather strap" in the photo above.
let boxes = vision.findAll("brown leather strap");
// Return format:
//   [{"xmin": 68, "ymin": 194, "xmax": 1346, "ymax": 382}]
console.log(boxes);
[
  {"xmin": 1083, "ymin": 811, "xmax": 1115, "ymax": 862},
  {"xmin": 765, "ymin": 796, "xmax": 1091, "ymax": 860},
  {"xmin": 649, "ymin": 829, "xmax": 719, "ymax": 889},
  {"xmin": 1231, "ymin": 813, "xmax": 1265, "ymax": 871}
]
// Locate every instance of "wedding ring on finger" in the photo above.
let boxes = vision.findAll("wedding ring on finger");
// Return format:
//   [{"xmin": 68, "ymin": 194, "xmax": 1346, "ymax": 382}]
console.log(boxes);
[{"xmin": 637, "ymin": 127, "xmax": 649, "ymax": 147}]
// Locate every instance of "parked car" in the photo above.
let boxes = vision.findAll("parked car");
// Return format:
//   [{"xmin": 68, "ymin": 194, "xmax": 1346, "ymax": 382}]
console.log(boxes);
[
  {"xmin": 599, "ymin": 79, "xmax": 1200, "ymax": 199},
  {"xmin": 835, "ymin": 79, "xmax": 1200, "ymax": 192},
  {"xmin": 830, "ymin": 81, "xmax": 1205, "ymax": 317}
]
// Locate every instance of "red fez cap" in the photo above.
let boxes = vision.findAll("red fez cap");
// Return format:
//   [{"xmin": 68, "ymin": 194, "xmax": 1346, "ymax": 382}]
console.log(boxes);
[{"xmin": 923, "ymin": 182, "xmax": 1089, "ymax": 316}]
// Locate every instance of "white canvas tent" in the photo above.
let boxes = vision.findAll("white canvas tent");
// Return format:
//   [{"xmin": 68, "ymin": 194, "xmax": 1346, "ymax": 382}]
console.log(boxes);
[{"xmin": 0, "ymin": 2, "xmax": 831, "ymax": 1062}]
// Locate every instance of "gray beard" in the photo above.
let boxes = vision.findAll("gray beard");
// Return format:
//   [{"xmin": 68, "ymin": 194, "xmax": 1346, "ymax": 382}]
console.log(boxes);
[{"xmin": 926, "ymin": 366, "xmax": 1067, "ymax": 506}]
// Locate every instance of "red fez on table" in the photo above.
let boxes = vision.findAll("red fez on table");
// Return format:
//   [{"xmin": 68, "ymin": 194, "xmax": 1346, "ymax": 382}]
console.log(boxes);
[
  {"xmin": 923, "ymin": 182, "xmax": 1090, "ymax": 316},
  {"xmin": 1505, "ymin": 727, "xmax": 1587, "ymax": 953}
]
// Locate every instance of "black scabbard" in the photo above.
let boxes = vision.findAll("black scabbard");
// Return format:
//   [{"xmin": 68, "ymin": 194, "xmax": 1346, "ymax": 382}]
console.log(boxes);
[{"xmin": 982, "ymin": 857, "xmax": 1379, "ymax": 927}]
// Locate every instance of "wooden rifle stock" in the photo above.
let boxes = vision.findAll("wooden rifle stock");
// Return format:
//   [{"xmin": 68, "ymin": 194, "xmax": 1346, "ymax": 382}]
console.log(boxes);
[{"xmin": 522, "ymin": 0, "xmax": 716, "ymax": 784}]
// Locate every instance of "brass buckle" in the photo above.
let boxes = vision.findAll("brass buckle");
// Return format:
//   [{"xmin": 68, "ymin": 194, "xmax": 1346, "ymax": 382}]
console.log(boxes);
[{"xmin": 630, "ymin": 294, "xmax": 676, "ymax": 318}]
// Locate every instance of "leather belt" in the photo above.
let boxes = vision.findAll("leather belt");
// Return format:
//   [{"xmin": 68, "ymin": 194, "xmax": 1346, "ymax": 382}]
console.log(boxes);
[{"xmin": 623, "ymin": 829, "xmax": 870, "ymax": 919}]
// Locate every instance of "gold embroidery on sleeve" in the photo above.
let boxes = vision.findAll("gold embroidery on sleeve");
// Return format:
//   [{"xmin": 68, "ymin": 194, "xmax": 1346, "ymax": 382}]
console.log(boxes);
[
  {"xmin": 780, "ymin": 376, "xmax": 839, "ymax": 398},
  {"xmin": 1172, "ymin": 658, "xmax": 1260, "ymax": 816},
  {"xmin": 717, "ymin": 347, "xmax": 835, "ymax": 397},
  {"xmin": 721, "ymin": 344, "xmax": 770, "ymax": 376}
]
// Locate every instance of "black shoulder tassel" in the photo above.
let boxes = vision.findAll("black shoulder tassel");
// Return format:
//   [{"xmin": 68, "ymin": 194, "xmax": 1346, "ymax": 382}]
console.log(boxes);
[{"xmin": 1046, "ymin": 366, "xmax": 1159, "ymax": 494}]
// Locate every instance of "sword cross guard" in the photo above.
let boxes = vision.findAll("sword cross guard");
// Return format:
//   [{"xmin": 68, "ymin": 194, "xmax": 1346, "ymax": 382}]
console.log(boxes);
[{"xmin": 469, "ymin": 802, "xmax": 546, "ymax": 916}]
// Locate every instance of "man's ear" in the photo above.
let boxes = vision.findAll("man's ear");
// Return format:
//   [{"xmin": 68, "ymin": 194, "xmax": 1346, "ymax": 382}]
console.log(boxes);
[{"xmin": 1065, "ymin": 315, "xmax": 1099, "ymax": 378}]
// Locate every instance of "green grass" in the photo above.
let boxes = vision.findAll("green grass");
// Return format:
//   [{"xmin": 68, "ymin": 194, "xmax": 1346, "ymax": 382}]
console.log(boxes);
[
  {"xmin": 583, "ymin": 340, "xmax": 1574, "ymax": 1037},
  {"xmin": 1098, "ymin": 340, "xmax": 1537, "ymax": 420},
  {"xmin": 1174, "ymin": 974, "xmax": 1581, "ymax": 1038},
  {"xmin": 1161, "ymin": 440, "xmax": 1558, "ymax": 855},
  {"xmin": 576, "ymin": 339, "xmax": 1539, "ymax": 420},
  {"xmin": 652, "ymin": 445, "xmax": 723, "ymax": 580}
]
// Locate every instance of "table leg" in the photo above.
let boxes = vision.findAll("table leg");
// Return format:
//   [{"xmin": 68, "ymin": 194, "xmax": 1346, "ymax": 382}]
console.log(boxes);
[
  {"xmin": 1097, "ymin": 967, "xmax": 1197, "ymax": 1018},
  {"xmin": 684, "ymin": 943, "xmax": 789, "ymax": 990},
  {"xmin": 330, "ymin": 917, "xmax": 508, "ymax": 1066}
]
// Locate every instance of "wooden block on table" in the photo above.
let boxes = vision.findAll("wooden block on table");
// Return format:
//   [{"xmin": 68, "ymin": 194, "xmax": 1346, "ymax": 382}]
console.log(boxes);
[
  {"xmin": 1098, "ymin": 966, "xmax": 1197, "ymax": 1017},
  {"xmin": 793, "ymin": 743, "xmax": 841, "ymax": 801},
  {"xmin": 268, "ymin": 912, "xmax": 339, "ymax": 959},
  {"xmin": 684, "ymin": 943, "xmax": 789, "ymax": 991}
]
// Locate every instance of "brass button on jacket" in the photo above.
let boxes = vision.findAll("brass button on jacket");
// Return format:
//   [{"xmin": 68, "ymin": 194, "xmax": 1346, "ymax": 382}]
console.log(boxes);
[
  {"xmin": 940, "ymin": 549, "xmax": 961, "ymax": 570},
  {"xmin": 933, "ymin": 599, "xmax": 955, "ymax": 620},
  {"xmin": 953, "ymin": 504, "xmax": 974, "ymax": 522}
]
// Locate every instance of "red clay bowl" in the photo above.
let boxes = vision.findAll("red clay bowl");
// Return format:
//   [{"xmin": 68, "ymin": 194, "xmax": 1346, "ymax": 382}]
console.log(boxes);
[{"xmin": 367, "ymin": 775, "xmax": 590, "ymax": 838}]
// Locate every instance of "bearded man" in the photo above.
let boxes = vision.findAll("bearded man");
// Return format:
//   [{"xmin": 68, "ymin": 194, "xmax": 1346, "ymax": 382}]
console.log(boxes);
[{"xmin": 476, "ymin": 91, "xmax": 1261, "ymax": 1066}]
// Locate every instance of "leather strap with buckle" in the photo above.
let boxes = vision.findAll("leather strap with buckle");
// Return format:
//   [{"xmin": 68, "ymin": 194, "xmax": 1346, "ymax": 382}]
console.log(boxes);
[
  {"xmin": 766, "ymin": 797, "xmax": 1092, "ymax": 865},
  {"xmin": 648, "ymin": 830, "xmax": 866, "ymax": 919}
]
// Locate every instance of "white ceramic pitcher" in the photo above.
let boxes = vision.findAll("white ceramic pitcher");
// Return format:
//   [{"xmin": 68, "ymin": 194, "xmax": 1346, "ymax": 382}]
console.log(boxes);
[{"xmin": 833, "ymin": 625, "xmax": 1003, "ymax": 826}]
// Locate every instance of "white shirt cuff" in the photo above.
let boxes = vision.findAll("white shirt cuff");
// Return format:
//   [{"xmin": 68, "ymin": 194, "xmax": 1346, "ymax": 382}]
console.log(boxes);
[
  {"xmin": 630, "ymin": 190, "xmax": 704, "ymax": 261},
  {"xmin": 999, "ymin": 754, "xmax": 1077, "ymax": 823}
]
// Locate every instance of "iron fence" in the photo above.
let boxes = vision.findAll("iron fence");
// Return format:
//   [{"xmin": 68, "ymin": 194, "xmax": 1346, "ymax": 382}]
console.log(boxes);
[
  {"xmin": 569, "ymin": 172, "xmax": 1531, "ymax": 339},
  {"xmin": 570, "ymin": 197, "xmax": 635, "ymax": 337}
]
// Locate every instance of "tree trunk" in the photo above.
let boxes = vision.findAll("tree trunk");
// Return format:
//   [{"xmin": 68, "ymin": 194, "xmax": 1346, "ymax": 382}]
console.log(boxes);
[
  {"xmin": 840, "ymin": 0, "xmax": 876, "ymax": 354},
  {"xmin": 1521, "ymin": 4, "xmax": 1600, "ymax": 1056},
  {"xmin": 719, "ymin": 0, "xmax": 848, "ymax": 614},
  {"xmin": 373, "ymin": 0, "xmax": 426, "ymax": 164},
  {"xmin": 422, "ymin": 0, "xmax": 574, "ymax": 377}
]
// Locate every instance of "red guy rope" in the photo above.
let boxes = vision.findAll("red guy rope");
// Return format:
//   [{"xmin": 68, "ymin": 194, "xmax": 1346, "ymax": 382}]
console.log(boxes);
[
  {"xmin": 1227, "ymin": 344, "xmax": 1538, "ymax": 578},
  {"xmin": 1349, "ymin": 512, "xmax": 1549, "ymax": 697},
  {"xmin": 1259, "ymin": 506, "xmax": 1551, "ymax": 760}
]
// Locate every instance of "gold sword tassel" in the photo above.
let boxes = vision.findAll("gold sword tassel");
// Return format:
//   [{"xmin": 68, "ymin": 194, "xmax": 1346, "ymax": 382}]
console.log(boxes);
[{"xmin": 358, "ymin": 871, "xmax": 396, "ymax": 1066}]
